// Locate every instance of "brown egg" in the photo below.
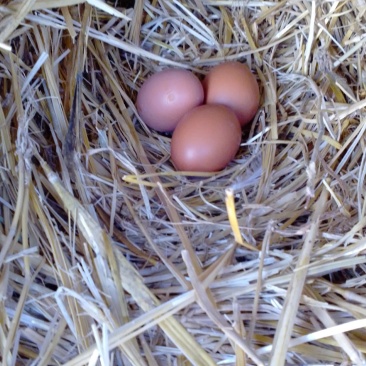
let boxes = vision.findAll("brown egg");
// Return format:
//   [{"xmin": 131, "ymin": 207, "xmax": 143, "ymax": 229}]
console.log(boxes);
[
  {"xmin": 136, "ymin": 68, "xmax": 204, "ymax": 132},
  {"xmin": 202, "ymin": 61, "xmax": 260, "ymax": 127},
  {"xmin": 171, "ymin": 104, "xmax": 241, "ymax": 172}
]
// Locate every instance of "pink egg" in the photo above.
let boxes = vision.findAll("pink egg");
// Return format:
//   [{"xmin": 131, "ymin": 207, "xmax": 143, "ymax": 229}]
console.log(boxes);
[
  {"xmin": 136, "ymin": 69, "xmax": 204, "ymax": 132},
  {"xmin": 202, "ymin": 62, "xmax": 260, "ymax": 127},
  {"xmin": 171, "ymin": 104, "xmax": 242, "ymax": 172}
]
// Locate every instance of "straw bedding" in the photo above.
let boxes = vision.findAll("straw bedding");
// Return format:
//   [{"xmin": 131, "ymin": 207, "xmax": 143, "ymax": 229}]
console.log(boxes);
[{"xmin": 1, "ymin": 0, "xmax": 366, "ymax": 365}]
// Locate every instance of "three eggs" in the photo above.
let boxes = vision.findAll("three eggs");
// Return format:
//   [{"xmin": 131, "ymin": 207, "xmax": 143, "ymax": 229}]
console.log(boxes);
[{"xmin": 136, "ymin": 62, "xmax": 260, "ymax": 172}]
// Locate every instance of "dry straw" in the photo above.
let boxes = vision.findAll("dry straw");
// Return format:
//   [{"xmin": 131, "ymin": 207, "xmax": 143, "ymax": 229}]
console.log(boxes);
[{"xmin": 1, "ymin": 0, "xmax": 366, "ymax": 365}]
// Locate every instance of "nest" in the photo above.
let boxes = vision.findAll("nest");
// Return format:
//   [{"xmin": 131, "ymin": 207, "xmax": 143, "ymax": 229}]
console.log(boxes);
[{"xmin": 1, "ymin": 1, "xmax": 366, "ymax": 365}]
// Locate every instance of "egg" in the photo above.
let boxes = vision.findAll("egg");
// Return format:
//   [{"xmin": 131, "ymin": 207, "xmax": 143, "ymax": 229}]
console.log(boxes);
[
  {"xmin": 202, "ymin": 61, "xmax": 260, "ymax": 127},
  {"xmin": 136, "ymin": 68, "xmax": 204, "ymax": 132},
  {"xmin": 171, "ymin": 104, "xmax": 241, "ymax": 172}
]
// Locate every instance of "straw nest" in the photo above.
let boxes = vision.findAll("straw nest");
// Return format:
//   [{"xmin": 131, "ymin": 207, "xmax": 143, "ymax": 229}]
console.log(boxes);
[{"xmin": 1, "ymin": 0, "xmax": 366, "ymax": 365}]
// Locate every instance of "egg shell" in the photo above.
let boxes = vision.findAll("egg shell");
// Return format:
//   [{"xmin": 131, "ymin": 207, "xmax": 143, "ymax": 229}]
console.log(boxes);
[
  {"xmin": 171, "ymin": 104, "xmax": 242, "ymax": 172},
  {"xmin": 136, "ymin": 69, "xmax": 204, "ymax": 132},
  {"xmin": 202, "ymin": 61, "xmax": 260, "ymax": 127}
]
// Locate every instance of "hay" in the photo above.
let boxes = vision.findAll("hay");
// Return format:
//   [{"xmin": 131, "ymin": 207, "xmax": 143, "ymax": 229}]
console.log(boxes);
[{"xmin": 1, "ymin": 0, "xmax": 366, "ymax": 365}]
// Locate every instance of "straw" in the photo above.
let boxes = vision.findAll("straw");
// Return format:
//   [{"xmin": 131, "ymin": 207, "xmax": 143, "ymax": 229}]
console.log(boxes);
[{"xmin": 1, "ymin": 1, "xmax": 366, "ymax": 365}]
